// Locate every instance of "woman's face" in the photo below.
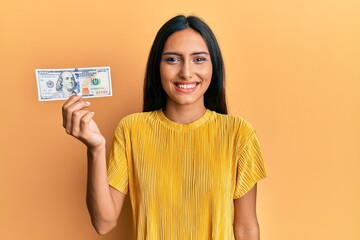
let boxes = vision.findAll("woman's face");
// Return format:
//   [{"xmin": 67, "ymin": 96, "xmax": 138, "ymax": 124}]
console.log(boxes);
[
  {"xmin": 160, "ymin": 28, "xmax": 212, "ymax": 110},
  {"xmin": 61, "ymin": 72, "xmax": 75, "ymax": 91}
]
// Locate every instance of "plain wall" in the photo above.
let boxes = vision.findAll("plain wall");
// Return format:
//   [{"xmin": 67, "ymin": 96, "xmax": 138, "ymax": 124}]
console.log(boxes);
[{"xmin": 1, "ymin": 0, "xmax": 359, "ymax": 239}]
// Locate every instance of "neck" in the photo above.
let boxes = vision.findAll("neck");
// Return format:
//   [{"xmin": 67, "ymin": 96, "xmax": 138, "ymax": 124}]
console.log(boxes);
[{"xmin": 163, "ymin": 104, "xmax": 207, "ymax": 124}]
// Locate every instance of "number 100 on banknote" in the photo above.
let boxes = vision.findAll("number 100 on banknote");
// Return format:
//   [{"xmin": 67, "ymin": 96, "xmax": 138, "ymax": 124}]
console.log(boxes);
[{"xmin": 35, "ymin": 66, "xmax": 112, "ymax": 101}]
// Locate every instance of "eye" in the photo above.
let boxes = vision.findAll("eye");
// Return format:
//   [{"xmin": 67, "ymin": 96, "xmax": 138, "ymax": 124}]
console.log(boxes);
[
  {"xmin": 193, "ymin": 57, "xmax": 206, "ymax": 63},
  {"xmin": 165, "ymin": 57, "xmax": 180, "ymax": 64}
]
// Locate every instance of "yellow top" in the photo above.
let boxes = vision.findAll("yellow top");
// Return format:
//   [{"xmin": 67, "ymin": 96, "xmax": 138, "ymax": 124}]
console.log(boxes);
[{"xmin": 108, "ymin": 109, "xmax": 267, "ymax": 239}]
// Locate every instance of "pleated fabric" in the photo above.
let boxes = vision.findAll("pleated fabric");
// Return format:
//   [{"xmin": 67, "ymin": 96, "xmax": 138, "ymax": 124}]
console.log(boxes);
[{"xmin": 107, "ymin": 109, "xmax": 267, "ymax": 239}]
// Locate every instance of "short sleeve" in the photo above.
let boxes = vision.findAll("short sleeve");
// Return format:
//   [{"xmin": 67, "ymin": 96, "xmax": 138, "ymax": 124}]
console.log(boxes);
[
  {"xmin": 107, "ymin": 122, "xmax": 129, "ymax": 194},
  {"xmin": 233, "ymin": 129, "xmax": 268, "ymax": 199}
]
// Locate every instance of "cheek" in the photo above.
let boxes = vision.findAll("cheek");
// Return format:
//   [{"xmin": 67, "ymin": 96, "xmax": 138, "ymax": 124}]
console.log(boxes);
[
  {"xmin": 206, "ymin": 68, "xmax": 213, "ymax": 79},
  {"xmin": 160, "ymin": 65, "xmax": 174, "ymax": 84},
  {"xmin": 159, "ymin": 70, "xmax": 166, "ymax": 88},
  {"xmin": 207, "ymin": 63, "xmax": 213, "ymax": 78},
  {"xmin": 159, "ymin": 64, "xmax": 165, "ymax": 81},
  {"xmin": 159, "ymin": 69, "xmax": 168, "ymax": 92},
  {"xmin": 199, "ymin": 65, "xmax": 213, "ymax": 81}
]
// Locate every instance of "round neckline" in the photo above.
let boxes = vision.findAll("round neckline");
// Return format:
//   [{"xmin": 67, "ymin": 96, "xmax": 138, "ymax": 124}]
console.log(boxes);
[{"xmin": 156, "ymin": 109, "xmax": 213, "ymax": 130}]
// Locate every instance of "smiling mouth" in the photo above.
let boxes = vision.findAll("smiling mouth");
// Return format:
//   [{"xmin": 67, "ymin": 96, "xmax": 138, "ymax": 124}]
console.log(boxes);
[{"xmin": 175, "ymin": 83, "xmax": 198, "ymax": 89}]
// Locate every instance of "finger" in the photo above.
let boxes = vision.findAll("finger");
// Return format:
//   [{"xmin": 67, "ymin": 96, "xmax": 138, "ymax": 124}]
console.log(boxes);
[
  {"xmin": 70, "ymin": 109, "xmax": 90, "ymax": 137},
  {"xmin": 63, "ymin": 93, "xmax": 82, "ymax": 110},
  {"xmin": 79, "ymin": 111, "xmax": 95, "ymax": 133},
  {"xmin": 63, "ymin": 99, "xmax": 91, "ymax": 129},
  {"xmin": 62, "ymin": 94, "xmax": 82, "ymax": 128}
]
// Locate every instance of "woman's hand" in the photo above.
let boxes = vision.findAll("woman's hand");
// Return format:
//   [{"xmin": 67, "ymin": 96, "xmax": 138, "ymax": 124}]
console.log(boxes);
[{"xmin": 62, "ymin": 94, "xmax": 105, "ymax": 149}]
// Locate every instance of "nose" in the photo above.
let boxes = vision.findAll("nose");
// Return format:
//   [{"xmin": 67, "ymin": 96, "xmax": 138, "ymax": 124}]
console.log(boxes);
[{"xmin": 179, "ymin": 61, "xmax": 193, "ymax": 79}]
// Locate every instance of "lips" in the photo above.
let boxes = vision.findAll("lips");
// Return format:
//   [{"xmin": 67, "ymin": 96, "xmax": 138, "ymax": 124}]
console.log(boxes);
[
  {"xmin": 173, "ymin": 82, "xmax": 200, "ymax": 93},
  {"xmin": 175, "ymin": 83, "xmax": 197, "ymax": 89}
]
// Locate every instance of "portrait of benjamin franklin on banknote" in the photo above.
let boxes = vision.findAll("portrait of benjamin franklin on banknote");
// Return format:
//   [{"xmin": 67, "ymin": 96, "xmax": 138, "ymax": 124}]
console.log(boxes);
[{"xmin": 51, "ymin": 71, "xmax": 79, "ymax": 99}]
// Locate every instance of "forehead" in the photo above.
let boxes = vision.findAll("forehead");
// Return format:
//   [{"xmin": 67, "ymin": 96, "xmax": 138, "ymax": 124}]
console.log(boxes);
[
  {"xmin": 62, "ymin": 72, "xmax": 73, "ymax": 78},
  {"xmin": 163, "ymin": 28, "xmax": 209, "ymax": 52}
]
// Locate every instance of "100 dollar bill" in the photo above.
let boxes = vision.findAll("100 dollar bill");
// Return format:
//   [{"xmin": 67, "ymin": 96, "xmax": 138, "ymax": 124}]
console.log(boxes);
[{"xmin": 35, "ymin": 66, "xmax": 112, "ymax": 101}]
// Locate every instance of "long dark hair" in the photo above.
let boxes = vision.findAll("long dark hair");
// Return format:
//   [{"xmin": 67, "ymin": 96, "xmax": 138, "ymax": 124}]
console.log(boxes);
[{"xmin": 143, "ymin": 15, "xmax": 227, "ymax": 114}]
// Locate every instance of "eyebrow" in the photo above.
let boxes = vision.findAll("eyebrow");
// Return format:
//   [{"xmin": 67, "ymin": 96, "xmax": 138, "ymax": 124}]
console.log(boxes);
[{"xmin": 162, "ymin": 51, "xmax": 209, "ymax": 56}]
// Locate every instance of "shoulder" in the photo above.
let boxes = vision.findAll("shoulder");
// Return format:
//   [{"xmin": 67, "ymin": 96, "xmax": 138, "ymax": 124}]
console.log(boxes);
[
  {"xmin": 209, "ymin": 111, "xmax": 258, "ymax": 146},
  {"xmin": 211, "ymin": 111, "xmax": 255, "ymax": 133},
  {"xmin": 116, "ymin": 111, "xmax": 159, "ymax": 129}
]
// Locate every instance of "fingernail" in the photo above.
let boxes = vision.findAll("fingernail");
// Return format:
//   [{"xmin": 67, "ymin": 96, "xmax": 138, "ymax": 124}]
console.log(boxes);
[{"xmin": 86, "ymin": 101, "xmax": 91, "ymax": 105}]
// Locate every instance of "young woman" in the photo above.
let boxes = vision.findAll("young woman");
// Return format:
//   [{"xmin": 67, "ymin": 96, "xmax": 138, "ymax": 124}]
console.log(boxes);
[{"xmin": 62, "ymin": 15, "xmax": 267, "ymax": 240}]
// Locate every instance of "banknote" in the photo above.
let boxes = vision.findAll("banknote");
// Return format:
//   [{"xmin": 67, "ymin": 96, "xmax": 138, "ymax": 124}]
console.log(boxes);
[{"xmin": 35, "ymin": 66, "xmax": 112, "ymax": 101}]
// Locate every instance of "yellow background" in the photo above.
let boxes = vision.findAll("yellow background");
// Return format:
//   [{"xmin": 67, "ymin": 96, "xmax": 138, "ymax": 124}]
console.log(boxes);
[{"xmin": 1, "ymin": 0, "xmax": 359, "ymax": 239}]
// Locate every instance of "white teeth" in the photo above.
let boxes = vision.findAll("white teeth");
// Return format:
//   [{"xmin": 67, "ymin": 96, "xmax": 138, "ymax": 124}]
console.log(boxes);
[{"xmin": 176, "ymin": 83, "xmax": 197, "ymax": 89}]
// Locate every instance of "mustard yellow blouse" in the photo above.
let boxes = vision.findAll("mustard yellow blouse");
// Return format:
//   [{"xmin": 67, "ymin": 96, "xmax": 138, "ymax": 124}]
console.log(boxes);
[{"xmin": 108, "ymin": 109, "xmax": 267, "ymax": 239}]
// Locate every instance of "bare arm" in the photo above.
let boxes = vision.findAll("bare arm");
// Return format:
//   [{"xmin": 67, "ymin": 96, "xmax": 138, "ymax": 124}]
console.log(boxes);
[
  {"xmin": 233, "ymin": 184, "xmax": 260, "ymax": 240},
  {"xmin": 62, "ymin": 95, "xmax": 126, "ymax": 235}
]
